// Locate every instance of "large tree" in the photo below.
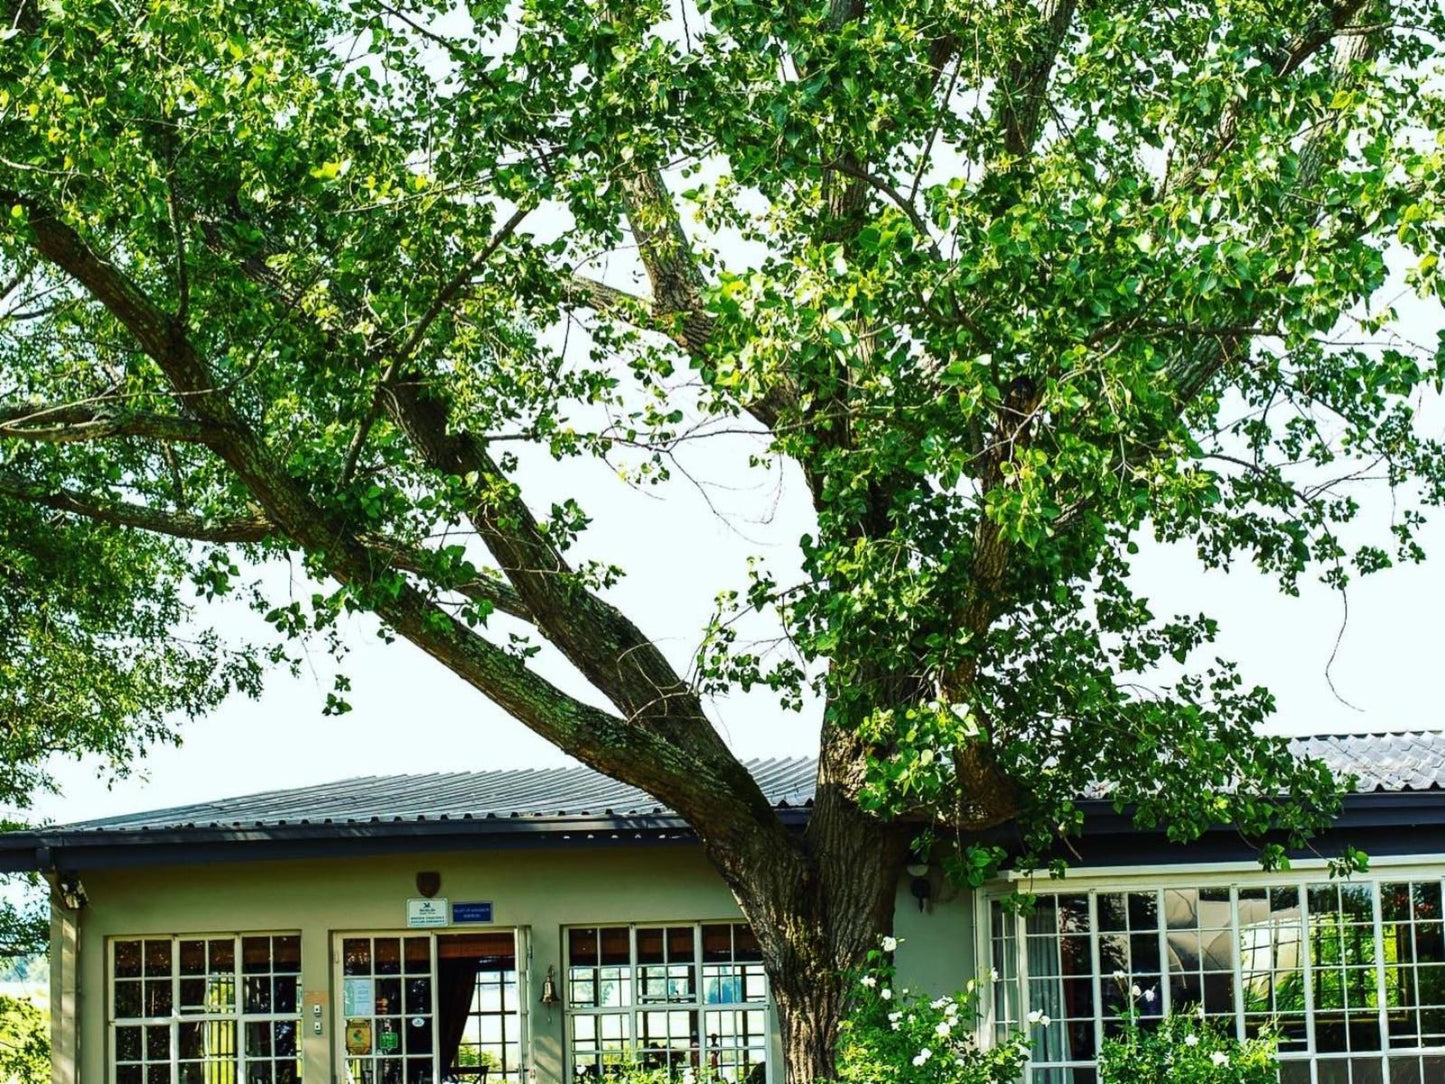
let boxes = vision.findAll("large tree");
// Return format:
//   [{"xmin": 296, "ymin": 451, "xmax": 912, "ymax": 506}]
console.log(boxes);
[{"xmin": 3, "ymin": 0, "xmax": 1444, "ymax": 1077}]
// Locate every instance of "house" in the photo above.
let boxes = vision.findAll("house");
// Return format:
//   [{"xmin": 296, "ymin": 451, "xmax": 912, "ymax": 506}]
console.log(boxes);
[{"xmin": 4, "ymin": 730, "xmax": 1445, "ymax": 1084}]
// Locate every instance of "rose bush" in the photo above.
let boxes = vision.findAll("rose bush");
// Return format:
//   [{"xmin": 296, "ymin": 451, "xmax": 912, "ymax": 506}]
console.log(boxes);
[
  {"xmin": 836, "ymin": 939, "xmax": 1028, "ymax": 1084},
  {"xmin": 1098, "ymin": 982, "xmax": 1277, "ymax": 1084}
]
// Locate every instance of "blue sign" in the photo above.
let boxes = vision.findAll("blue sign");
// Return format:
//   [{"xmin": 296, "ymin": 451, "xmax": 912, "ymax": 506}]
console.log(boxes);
[{"xmin": 451, "ymin": 901, "xmax": 494, "ymax": 924}]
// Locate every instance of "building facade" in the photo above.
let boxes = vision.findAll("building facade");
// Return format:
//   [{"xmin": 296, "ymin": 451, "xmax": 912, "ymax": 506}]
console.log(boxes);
[{"xmin": 4, "ymin": 733, "xmax": 1445, "ymax": 1084}]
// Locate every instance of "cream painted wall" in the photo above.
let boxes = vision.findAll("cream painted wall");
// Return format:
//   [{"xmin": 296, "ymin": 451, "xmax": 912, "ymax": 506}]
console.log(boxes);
[{"xmin": 66, "ymin": 842, "xmax": 977, "ymax": 1084}]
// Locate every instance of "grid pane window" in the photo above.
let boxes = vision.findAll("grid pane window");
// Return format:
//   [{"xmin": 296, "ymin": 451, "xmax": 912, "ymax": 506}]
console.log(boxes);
[
  {"xmin": 1238, "ymin": 886, "xmax": 1308, "ymax": 1052},
  {"xmin": 565, "ymin": 923, "xmax": 769, "ymax": 1084},
  {"xmin": 342, "ymin": 934, "xmax": 435, "ymax": 1084},
  {"xmin": 989, "ymin": 878, "xmax": 1445, "ymax": 1083},
  {"xmin": 1097, "ymin": 892, "xmax": 1163, "ymax": 1030},
  {"xmin": 111, "ymin": 935, "xmax": 300, "ymax": 1084}
]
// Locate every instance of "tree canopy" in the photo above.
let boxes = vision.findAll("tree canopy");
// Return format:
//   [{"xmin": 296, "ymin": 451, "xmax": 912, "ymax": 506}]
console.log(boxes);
[{"xmin": 3, "ymin": 0, "xmax": 1445, "ymax": 1073}]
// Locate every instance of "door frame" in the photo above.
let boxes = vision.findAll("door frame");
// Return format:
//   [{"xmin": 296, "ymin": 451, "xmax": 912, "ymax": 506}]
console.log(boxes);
[{"xmin": 332, "ymin": 927, "xmax": 529, "ymax": 1084}]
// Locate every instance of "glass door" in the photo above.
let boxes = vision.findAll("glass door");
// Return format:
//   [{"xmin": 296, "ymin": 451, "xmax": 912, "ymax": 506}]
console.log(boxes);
[{"xmin": 335, "ymin": 931, "xmax": 525, "ymax": 1084}]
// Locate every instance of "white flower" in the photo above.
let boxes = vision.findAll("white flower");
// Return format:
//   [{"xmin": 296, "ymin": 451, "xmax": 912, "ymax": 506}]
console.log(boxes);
[
  {"xmin": 931, "ymin": 997, "xmax": 950, "ymax": 1010},
  {"xmin": 1211, "ymin": 1052, "xmax": 1229, "ymax": 1067},
  {"xmin": 944, "ymin": 1001, "xmax": 959, "ymax": 1018},
  {"xmin": 1113, "ymin": 970, "xmax": 1128, "ymax": 982},
  {"xmin": 1184, "ymin": 1034, "xmax": 1200, "ymax": 1048},
  {"xmin": 935, "ymin": 1021, "xmax": 952, "ymax": 1037},
  {"xmin": 989, "ymin": 968, "xmax": 1000, "ymax": 982},
  {"xmin": 911, "ymin": 1049, "xmax": 933, "ymax": 1067},
  {"xmin": 891, "ymin": 1022, "xmax": 901, "ymax": 1031},
  {"xmin": 1027, "ymin": 1010, "xmax": 1043, "ymax": 1024},
  {"xmin": 888, "ymin": 1012, "xmax": 903, "ymax": 1023},
  {"xmin": 881, "ymin": 989, "xmax": 892, "ymax": 1001},
  {"xmin": 1039, "ymin": 1014, "xmax": 1051, "ymax": 1027},
  {"xmin": 1130, "ymin": 984, "xmax": 1142, "ymax": 998},
  {"xmin": 860, "ymin": 975, "xmax": 877, "ymax": 988},
  {"xmin": 1143, "ymin": 988, "xmax": 1156, "ymax": 1005},
  {"xmin": 881, "ymin": 936, "xmax": 899, "ymax": 952}
]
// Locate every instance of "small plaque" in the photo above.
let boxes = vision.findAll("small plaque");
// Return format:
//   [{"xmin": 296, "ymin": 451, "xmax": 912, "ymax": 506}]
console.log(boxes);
[
  {"xmin": 345, "ymin": 1021, "xmax": 372, "ymax": 1056},
  {"xmin": 451, "ymin": 901, "xmax": 494, "ymax": 924},
  {"xmin": 406, "ymin": 897, "xmax": 449, "ymax": 928}
]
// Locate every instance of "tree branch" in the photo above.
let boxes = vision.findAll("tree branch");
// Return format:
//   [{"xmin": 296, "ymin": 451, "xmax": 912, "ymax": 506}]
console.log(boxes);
[
  {"xmin": 340, "ymin": 204, "xmax": 532, "ymax": 485},
  {"xmin": 996, "ymin": 0, "xmax": 1079, "ymax": 158},
  {"xmin": 0, "ymin": 400, "xmax": 224, "ymax": 445},
  {"xmin": 12, "ymin": 186, "xmax": 794, "ymax": 872},
  {"xmin": 0, "ymin": 471, "xmax": 272, "ymax": 542},
  {"xmin": 617, "ymin": 168, "xmax": 792, "ymax": 429}
]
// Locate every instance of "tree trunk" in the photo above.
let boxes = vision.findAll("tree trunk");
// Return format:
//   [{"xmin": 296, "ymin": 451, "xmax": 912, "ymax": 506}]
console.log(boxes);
[{"xmin": 703, "ymin": 740, "xmax": 912, "ymax": 1084}]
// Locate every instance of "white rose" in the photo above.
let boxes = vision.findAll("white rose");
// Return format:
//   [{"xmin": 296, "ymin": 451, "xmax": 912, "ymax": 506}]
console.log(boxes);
[
  {"xmin": 911, "ymin": 1049, "xmax": 933, "ymax": 1067},
  {"xmin": 931, "ymin": 997, "xmax": 950, "ymax": 1010},
  {"xmin": 1184, "ymin": 1034, "xmax": 1200, "ymax": 1047},
  {"xmin": 989, "ymin": 968, "xmax": 1000, "ymax": 982},
  {"xmin": 860, "ymin": 975, "xmax": 877, "ymax": 988},
  {"xmin": 1039, "ymin": 1014, "xmax": 1051, "ymax": 1027},
  {"xmin": 1211, "ymin": 1052, "xmax": 1229, "ymax": 1067},
  {"xmin": 1143, "ymin": 988, "xmax": 1156, "ymax": 1004},
  {"xmin": 881, "ymin": 936, "xmax": 899, "ymax": 952},
  {"xmin": 881, "ymin": 989, "xmax": 892, "ymax": 1001},
  {"xmin": 1130, "ymin": 984, "xmax": 1142, "ymax": 998},
  {"xmin": 1027, "ymin": 1010, "xmax": 1043, "ymax": 1024},
  {"xmin": 889, "ymin": 1012, "xmax": 903, "ymax": 1023},
  {"xmin": 935, "ymin": 1021, "xmax": 952, "ymax": 1037}
]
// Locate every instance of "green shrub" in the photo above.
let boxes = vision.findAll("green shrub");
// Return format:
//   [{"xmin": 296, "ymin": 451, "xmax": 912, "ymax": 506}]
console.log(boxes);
[
  {"xmin": 1098, "ymin": 1012, "xmax": 1277, "ymax": 1084},
  {"xmin": 0, "ymin": 994, "xmax": 49, "ymax": 1084},
  {"xmin": 836, "ymin": 939, "xmax": 1028, "ymax": 1084}
]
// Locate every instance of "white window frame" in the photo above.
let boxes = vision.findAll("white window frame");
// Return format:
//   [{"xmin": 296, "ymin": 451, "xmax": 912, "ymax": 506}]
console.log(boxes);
[
  {"xmin": 107, "ymin": 932, "xmax": 303, "ymax": 1084},
  {"xmin": 562, "ymin": 921, "xmax": 774, "ymax": 1084},
  {"xmin": 977, "ymin": 864, "xmax": 1445, "ymax": 1084}
]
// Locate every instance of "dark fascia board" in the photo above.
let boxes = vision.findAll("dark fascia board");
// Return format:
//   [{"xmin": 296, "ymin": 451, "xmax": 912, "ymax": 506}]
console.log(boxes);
[
  {"xmin": 0, "ymin": 809, "xmax": 813, "ymax": 873},
  {"xmin": 5, "ymin": 790, "xmax": 1442, "ymax": 876}
]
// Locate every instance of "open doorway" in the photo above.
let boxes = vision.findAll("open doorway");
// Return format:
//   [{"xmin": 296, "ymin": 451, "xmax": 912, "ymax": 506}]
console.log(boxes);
[{"xmin": 435, "ymin": 933, "xmax": 522, "ymax": 1084}]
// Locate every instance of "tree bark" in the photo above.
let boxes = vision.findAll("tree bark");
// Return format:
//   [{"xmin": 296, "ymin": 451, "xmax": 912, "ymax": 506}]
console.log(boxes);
[{"xmin": 711, "ymin": 748, "xmax": 912, "ymax": 1084}]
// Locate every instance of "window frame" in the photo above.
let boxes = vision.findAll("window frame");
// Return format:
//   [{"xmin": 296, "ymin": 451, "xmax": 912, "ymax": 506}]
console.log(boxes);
[
  {"xmin": 562, "ymin": 921, "xmax": 774, "ymax": 1084},
  {"xmin": 978, "ymin": 865, "xmax": 1445, "ymax": 1084},
  {"xmin": 107, "ymin": 931, "xmax": 303, "ymax": 1084}
]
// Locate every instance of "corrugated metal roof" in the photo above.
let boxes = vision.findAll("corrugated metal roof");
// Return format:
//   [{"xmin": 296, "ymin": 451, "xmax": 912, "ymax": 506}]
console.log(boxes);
[
  {"xmin": 39, "ymin": 730, "xmax": 1445, "ymax": 837},
  {"xmin": 48, "ymin": 757, "xmax": 819, "ymax": 834}
]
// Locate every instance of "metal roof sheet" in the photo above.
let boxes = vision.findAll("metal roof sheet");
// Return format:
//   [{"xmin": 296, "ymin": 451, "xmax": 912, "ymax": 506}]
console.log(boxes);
[
  {"xmin": 47, "ymin": 757, "xmax": 819, "ymax": 834},
  {"xmin": 36, "ymin": 730, "xmax": 1445, "ymax": 837}
]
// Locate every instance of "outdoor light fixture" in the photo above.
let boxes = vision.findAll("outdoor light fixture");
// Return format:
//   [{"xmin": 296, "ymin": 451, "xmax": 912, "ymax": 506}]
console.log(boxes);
[
  {"xmin": 910, "ymin": 875, "xmax": 932, "ymax": 912},
  {"xmin": 56, "ymin": 873, "xmax": 87, "ymax": 911},
  {"xmin": 540, "ymin": 965, "xmax": 560, "ymax": 1007}
]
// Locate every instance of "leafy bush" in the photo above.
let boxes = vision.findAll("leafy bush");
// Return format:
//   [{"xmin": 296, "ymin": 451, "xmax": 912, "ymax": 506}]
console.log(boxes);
[
  {"xmin": 0, "ymin": 994, "xmax": 49, "ymax": 1084},
  {"xmin": 1099, "ymin": 1011, "xmax": 1277, "ymax": 1084},
  {"xmin": 836, "ymin": 939, "xmax": 1028, "ymax": 1084}
]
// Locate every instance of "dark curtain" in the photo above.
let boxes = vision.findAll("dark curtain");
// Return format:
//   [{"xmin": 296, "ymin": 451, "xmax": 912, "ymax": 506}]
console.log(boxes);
[{"xmin": 438, "ymin": 958, "xmax": 482, "ymax": 1077}]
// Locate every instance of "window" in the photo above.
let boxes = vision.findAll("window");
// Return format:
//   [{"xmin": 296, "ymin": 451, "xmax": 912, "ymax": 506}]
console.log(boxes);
[
  {"xmin": 565, "ymin": 923, "xmax": 770, "ymax": 1083},
  {"xmin": 987, "ymin": 876, "xmax": 1445, "ymax": 1084},
  {"xmin": 110, "ymin": 934, "xmax": 301, "ymax": 1084}
]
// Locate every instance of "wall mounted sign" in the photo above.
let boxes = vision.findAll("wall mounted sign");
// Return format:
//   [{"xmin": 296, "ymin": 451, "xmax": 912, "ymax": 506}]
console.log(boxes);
[
  {"xmin": 342, "ymin": 977, "xmax": 374, "ymax": 1018},
  {"xmin": 345, "ymin": 1021, "xmax": 372, "ymax": 1056},
  {"xmin": 406, "ymin": 897, "xmax": 449, "ymax": 928},
  {"xmin": 451, "ymin": 900, "xmax": 494, "ymax": 924}
]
